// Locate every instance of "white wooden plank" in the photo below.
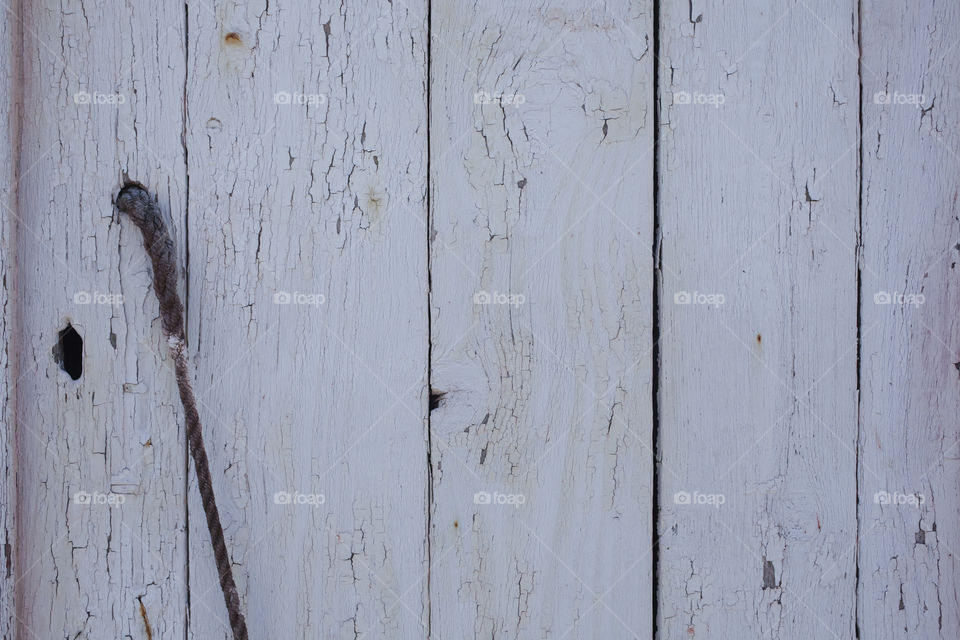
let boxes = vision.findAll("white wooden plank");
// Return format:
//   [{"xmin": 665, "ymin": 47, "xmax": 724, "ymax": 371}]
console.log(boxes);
[
  {"xmin": 859, "ymin": 2, "xmax": 960, "ymax": 637},
  {"xmin": 15, "ymin": 2, "xmax": 188, "ymax": 638},
  {"xmin": 429, "ymin": 3, "xmax": 655, "ymax": 637},
  {"xmin": 657, "ymin": 1, "xmax": 859, "ymax": 637},
  {"xmin": 185, "ymin": 2, "xmax": 429, "ymax": 637},
  {"xmin": 0, "ymin": 7, "xmax": 19, "ymax": 638}
]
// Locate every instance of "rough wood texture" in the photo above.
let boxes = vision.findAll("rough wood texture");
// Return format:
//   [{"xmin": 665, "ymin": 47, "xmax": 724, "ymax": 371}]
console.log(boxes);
[
  {"xmin": 184, "ymin": 2, "xmax": 429, "ymax": 637},
  {"xmin": 657, "ymin": 1, "xmax": 860, "ymax": 637},
  {"xmin": 0, "ymin": 7, "xmax": 19, "ymax": 639},
  {"xmin": 859, "ymin": 2, "xmax": 960, "ymax": 637},
  {"xmin": 4, "ymin": 2, "xmax": 960, "ymax": 639},
  {"xmin": 13, "ymin": 2, "xmax": 188, "ymax": 638},
  {"xmin": 429, "ymin": 2, "xmax": 655, "ymax": 637}
]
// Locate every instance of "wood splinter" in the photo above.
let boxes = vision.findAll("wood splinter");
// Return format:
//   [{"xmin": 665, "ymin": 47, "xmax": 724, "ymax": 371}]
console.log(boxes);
[{"xmin": 116, "ymin": 182, "xmax": 249, "ymax": 640}]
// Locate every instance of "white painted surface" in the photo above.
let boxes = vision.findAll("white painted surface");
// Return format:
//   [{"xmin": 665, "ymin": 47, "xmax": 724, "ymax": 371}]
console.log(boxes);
[
  {"xmin": 1, "ymin": 2, "xmax": 958, "ymax": 639},
  {"xmin": 13, "ymin": 3, "xmax": 188, "ymax": 639},
  {"xmin": 184, "ymin": 2, "xmax": 429, "ymax": 637},
  {"xmin": 859, "ymin": 2, "xmax": 960, "ymax": 637},
  {"xmin": 428, "ymin": 2, "xmax": 654, "ymax": 638},
  {"xmin": 0, "ymin": 8, "xmax": 18, "ymax": 639},
  {"xmin": 657, "ymin": 1, "xmax": 860, "ymax": 638}
]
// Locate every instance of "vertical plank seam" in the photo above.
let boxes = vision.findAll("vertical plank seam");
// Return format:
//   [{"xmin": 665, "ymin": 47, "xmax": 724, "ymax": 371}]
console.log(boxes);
[
  {"xmin": 182, "ymin": 3, "xmax": 192, "ymax": 638},
  {"xmin": 9, "ymin": 0, "xmax": 24, "ymax": 635},
  {"xmin": 651, "ymin": 1, "xmax": 662, "ymax": 638},
  {"xmin": 425, "ymin": 0, "xmax": 434, "ymax": 637},
  {"xmin": 854, "ymin": 0, "xmax": 864, "ymax": 636}
]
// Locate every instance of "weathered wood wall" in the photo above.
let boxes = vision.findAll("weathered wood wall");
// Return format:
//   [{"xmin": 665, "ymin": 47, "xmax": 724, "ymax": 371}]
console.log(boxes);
[
  {"xmin": 657, "ymin": 1, "xmax": 860, "ymax": 636},
  {"xmin": 430, "ymin": 2, "xmax": 654, "ymax": 637},
  {"xmin": 184, "ymin": 2, "xmax": 429, "ymax": 637},
  {"xmin": 14, "ymin": 3, "xmax": 188, "ymax": 638},
  {"xmin": 0, "ymin": 6, "xmax": 19, "ymax": 639},
  {"xmin": 0, "ymin": 1, "xmax": 957, "ymax": 639},
  {"xmin": 859, "ymin": 2, "xmax": 960, "ymax": 637}
]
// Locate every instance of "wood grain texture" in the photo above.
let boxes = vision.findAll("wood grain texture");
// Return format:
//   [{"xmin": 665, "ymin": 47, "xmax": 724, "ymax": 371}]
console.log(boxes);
[
  {"xmin": 185, "ymin": 2, "xmax": 429, "ymax": 637},
  {"xmin": 657, "ymin": 1, "xmax": 860, "ymax": 637},
  {"xmin": 14, "ymin": 2, "xmax": 188, "ymax": 638},
  {"xmin": 4, "ymin": 3, "xmax": 960, "ymax": 638},
  {"xmin": 859, "ymin": 2, "xmax": 960, "ymax": 637},
  {"xmin": 0, "ymin": 6, "xmax": 20, "ymax": 639},
  {"xmin": 429, "ymin": 2, "xmax": 655, "ymax": 638}
]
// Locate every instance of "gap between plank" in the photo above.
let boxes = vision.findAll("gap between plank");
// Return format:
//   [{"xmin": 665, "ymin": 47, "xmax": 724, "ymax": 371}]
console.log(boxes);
[
  {"xmin": 182, "ymin": 3, "xmax": 192, "ymax": 638},
  {"xmin": 424, "ymin": 0, "xmax": 434, "ymax": 637},
  {"xmin": 651, "ymin": 1, "xmax": 662, "ymax": 638},
  {"xmin": 854, "ymin": 0, "xmax": 864, "ymax": 636}
]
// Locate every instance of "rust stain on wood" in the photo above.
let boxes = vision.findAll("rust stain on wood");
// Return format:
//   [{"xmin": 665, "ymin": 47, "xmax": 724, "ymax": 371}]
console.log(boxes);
[{"xmin": 138, "ymin": 597, "xmax": 153, "ymax": 640}]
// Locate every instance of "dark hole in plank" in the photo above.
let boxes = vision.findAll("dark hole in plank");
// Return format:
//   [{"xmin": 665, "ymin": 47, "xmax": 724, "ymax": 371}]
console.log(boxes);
[
  {"xmin": 53, "ymin": 323, "xmax": 83, "ymax": 380},
  {"xmin": 429, "ymin": 389, "xmax": 446, "ymax": 412}
]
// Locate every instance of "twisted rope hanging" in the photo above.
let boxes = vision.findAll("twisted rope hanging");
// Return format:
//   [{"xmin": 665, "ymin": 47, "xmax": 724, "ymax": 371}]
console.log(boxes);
[{"xmin": 116, "ymin": 183, "xmax": 249, "ymax": 640}]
